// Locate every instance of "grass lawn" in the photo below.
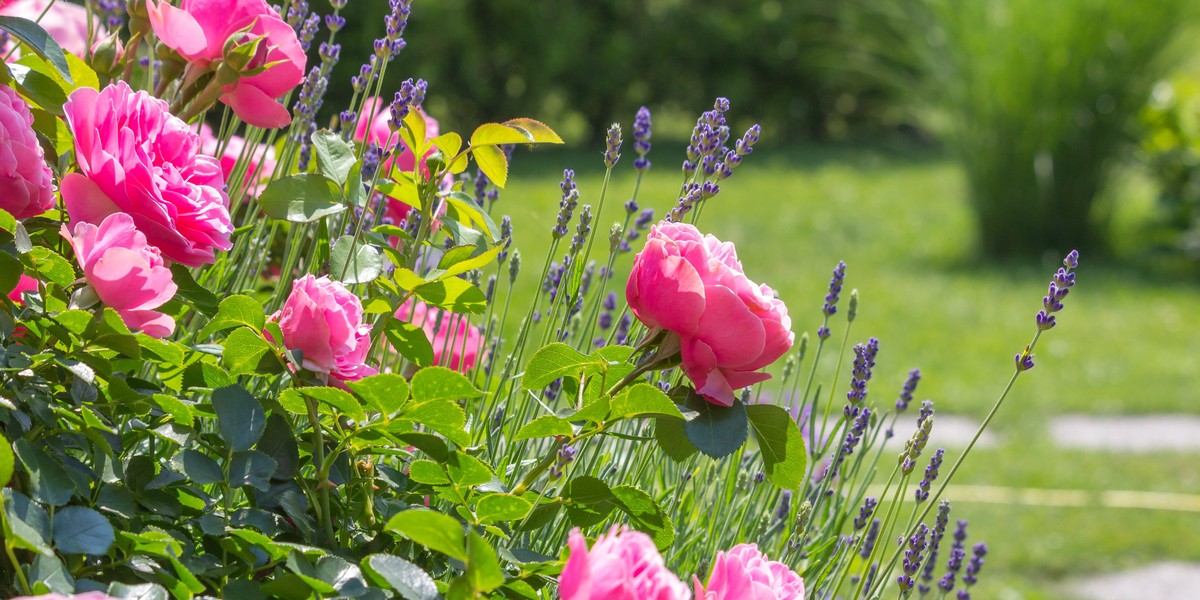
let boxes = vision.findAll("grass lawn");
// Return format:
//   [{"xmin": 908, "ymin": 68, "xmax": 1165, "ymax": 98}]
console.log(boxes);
[{"xmin": 494, "ymin": 140, "xmax": 1200, "ymax": 595}]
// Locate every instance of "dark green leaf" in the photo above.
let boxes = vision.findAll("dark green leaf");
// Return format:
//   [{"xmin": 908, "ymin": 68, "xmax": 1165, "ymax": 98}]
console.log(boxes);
[
  {"xmin": 513, "ymin": 415, "xmax": 572, "ymax": 441},
  {"xmin": 229, "ymin": 450, "xmax": 278, "ymax": 491},
  {"xmin": 28, "ymin": 554, "xmax": 73, "ymax": 594},
  {"xmin": 315, "ymin": 554, "xmax": 369, "ymax": 597},
  {"xmin": 0, "ymin": 251, "xmax": 22, "ymax": 297},
  {"xmin": 385, "ymin": 509, "xmax": 466, "ymax": 561},
  {"xmin": 3, "ymin": 489, "xmax": 52, "ymax": 555},
  {"xmin": 612, "ymin": 485, "xmax": 674, "ymax": 550},
  {"xmin": 212, "ymin": 385, "xmax": 266, "ymax": 452},
  {"xmin": 680, "ymin": 388, "xmax": 748, "ymax": 459},
  {"xmin": 384, "ymin": 319, "xmax": 434, "ymax": 368},
  {"xmin": 87, "ymin": 307, "xmax": 140, "ymax": 358},
  {"xmin": 331, "ymin": 235, "xmax": 385, "ymax": 284},
  {"xmin": 257, "ymin": 414, "xmax": 299, "ymax": 480},
  {"xmin": 0, "ymin": 16, "xmax": 71, "ymax": 82},
  {"xmin": 52, "ymin": 506, "xmax": 114, "ymax": 554},
  {"xmin": 346, "ymin": 373, "xmax": 411, "ymax": 416},
  {"xmin": 362, "ymin": 554, "xmax": 439, "ymax": 600},
  {"xmin": 311, "ymin": 130, "xmax": 356, "ymax": 185},
  {"xmin": 197, "ymin": 295, "xmax": 266, "ymax": 340},
  {"xmin": 563, "ymin": 476, "xmax": 616, "ymax": 527},
  {"xmin": 259, "ymin": 173, "xmax": 345, "ymax": 222},
  {"xmin": 294, "ymin": 386, "xmax": 366, "ymax": 423},
  {"xmin": 653, "ymin": 417, "xmax": 697, "ymax": 463},
  {"xmin": 410, "ymin": 366, "xmax": 482, "ymax": 402},
  {"xmin": 13, "ymin": 438, "xmax": 74, "ymax": 506},
  {"xmin": 169, "ymin": 264, "xmax": 219, "ymax": 316},
  {"xmin": 522, "ymin": 343, "xmax": 606, "ymax": 390},
  {"xmin": 746, "ymin": 404, "xmax": 807, "ymax": 489},
  {"xmin": 106, "ymin": 581, "xmax": 170, "ymax": 600},
  {"xmin": 175, "ymin": 449, "xmax": 223, "ymax": 485}
]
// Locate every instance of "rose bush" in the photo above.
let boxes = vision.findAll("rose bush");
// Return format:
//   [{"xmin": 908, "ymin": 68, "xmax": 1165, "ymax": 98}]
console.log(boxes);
[
  {"xmin": 626, "ymin": 221, "xmax": 793, "ymax": 405},
  {"xmin": 145, "ymin": 0, "xmax": 306, "ymax": 128},
  {"xmin": 560, "ymin": 527, "xmax": 690, "ymax": 600},
  {"xmin": 61, "ymin": 212, "xmax": 178, "ymax": 338},
  {"xmin": 0, "ymin": 85, "xmax": 55, "ymax": 219},
  {"xmin": 269, "ymin": 274, "xmax": 376, "ymax": 385},
  {"xmin": 60, "ymin": 82, "xmax": 232, "ymax": 267}
]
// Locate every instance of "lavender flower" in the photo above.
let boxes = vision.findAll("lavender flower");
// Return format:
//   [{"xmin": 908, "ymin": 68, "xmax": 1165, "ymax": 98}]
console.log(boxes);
[
  {"xmin": 1023, "ymin": 249, "xmax": 1080, "ymax": 366},
  {"xmin": 854, "ymin": 497, "xmax": 878, "ymax": 529},
  {"xmin": 823, "ymin": 261, "xmax": 847, "ymax": 317},
  {"xmin": 860, "ymin": 518, "xmax": 881, "ymax": 559},
  {"xmin": 963, "ymin": 543, "xmax": 987, "ymax": 586},
  {"xmin": 633, "ymin": 107, "xmax": 652, "ymax": 172},
  {"xmin": 817, "ymin": 325, "xmax": 831, "ymax": 341},
  {"xmin": 915, "ymin": 448, "xmax": 945, "ymax": 503},
  {"xmin": 922, "ymin": 501, "xmax": 952, "ymax": 589},
  {"xmin": 553, "ymin": 170, "xmax": 579, "ymax": 238},
  {"xmin": 897, "ymin": 368, "xmax": 921, "ymax": 412},
  {"xmin": 846, "ymin": 338, "xmax": 880, "ymax": 407},
  {"xmin": 604, "ymin": 123, "xmax": 622, "ymax": 168},
  {"xmin": 776, "ymin": 490, "xmax": 792, "ymax": 520},
  {"xmin": 902, "ymin": 408, "xmax": 934, "ymax": 474},
  {"xmin": 897, "ymin": 523, "xmax": 930, "ymax": 596}
]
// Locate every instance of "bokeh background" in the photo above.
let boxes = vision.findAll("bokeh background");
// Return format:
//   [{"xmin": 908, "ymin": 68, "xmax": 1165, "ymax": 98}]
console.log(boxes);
[{"xmin": 322, "ymin": 1, "xmax": 1200, "ymax": 597}]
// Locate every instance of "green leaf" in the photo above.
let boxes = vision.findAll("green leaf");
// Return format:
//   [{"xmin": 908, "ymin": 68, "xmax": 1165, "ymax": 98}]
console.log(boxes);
[
  {"xmin": 680, "ymin": 388, "xmax": 748, "ymax": 459},
  {"xmin": 612, "ymin": 383, "xmax": 685, "ymax": 420},
  {"xmin": 612, "ymin": 485, "xmax": 674, "ymax": 550},
  {"xmin": 563, "ymin": 475, "xmax": 617, "ymax": 527},
  {"xmin": 475, "ymin": 493, "xmax": 532, "ymax": 523},
  {"xmin": 51, "ymin": 506, "xmax": 114, "ymax": 555},
  {"xmin": 314, "ymin": 555, "xmax": 369, "ymax": 597},
  {"xmin": 362, "ymin": 554, "xmax": 439, "ymax": 600},
  {"xmin": 169, "ymin": 264, "xmax": 219, "ymax": 316},
  {"xmin": 0, "ymin": 16, "xmax": 71, "ymax": 82},
  {"xmin": 471, "ymin": 144, "xmax": 508, "ymax": 189},
  {"xmin": 746, "ymin": 404, "xmax": 807, "ymax": 489},
  {"xmin": 0, "ymin": 251, "xmax": 22, "ymax": 297},
  {"xmin": 106, "ymin": 581, "xmax": 170, "ymax": 600},
  {"xmin": 257, "ymin": 414, "xmax": 299, "ymax": 480},
  {"xmin": 410, "ymin": 366, "xmax": 482, "ymax": 402},
  {"xmin": 197, "ymin": 295, "xmax": 266, "ymax": 340},
  {"xmin": 10, "ymin": 52, "xmax": 95, "ymax": 116},
  {"xmin": 464, "ymin": 531, "xmax": 504, "ymax": 593},
  {"xmin": 28, "ymin": 554, "xmax": 73, "ymax": 595},
  {"xmin": 13, "ymin": 439, "xmax": 74, "ymax": 506},
  {"xmin": 513, "ymin": 415, "xmax": 573, "ymax": 441},
  {"xmin": 401, "ymin": 399, "xmax": 468, "ymax": 446},
  {"xmin": 221, "ymin": 327, "xmax": 279, "ymax": 376},
  {"xmin": 385, "ymin": 509, "xmax": 467, "ymax": 561},
  {"xmin": 25, "ymin": 246, "xmax": 74, "ymax": 288},
  {"xmin": 407, "ymin": 460, "xmax": 449, "ymax": 485},
  {"xmin": 442, "ymin": 193, "xmax": 498, "ymax": 239},
  {"xmin": 445, "ymin": 452, "xmax": 493, "ymax": 487},
  {"xmin": 3, "ymin": 489, "xmax": 52, "ymax": 555},
  {"xmin": 346, "ymin": 373, "xmax": 411, "ymax": 416},
  {"xmin": 384, "ymin": 318, "xmax": 434, "ymax": 368},
  {"xmin": 137, "ymin": 335, "xmax": 185, "ymax": 365},
  {"xmin": 440, "ymin": 243, "xmax": 504, "ymax": 281},
  {"xmin": 212, "ymin": 385, "xmax": 266, "ymax": 452},
  {"xmin": 149, "ymin": 393, "xmax": 195, "ymax": 428},
  {"xmin": 331, "ymin": 235, "xmax": 385, "ymax": 284},
  {"xmin": 413, "ymin": 276, "xmax": 487, "ymax": 314},
  {"xmin": 653, "ymin": 416, "xmax": 697, "ymax": 462},
  {"xmin": 294, "ymin": 386, "xmax": 366, "ymax": 423},
  {"xmin": 522, "ymin": 343, "xmax": 607, "ymax": 390},
  {"xmin": 229, "ymin": 451, "xmax": 278, "ymax": 491},
  {"xmin": 175, "ymin": 449, "xmax": 223, "ymax": 485},
  {"xmin": 470, "ymin": 122, "xmax": 533, "ymax": 146},
  {"xmin": 0, "ymin": 432, "xmax": 12, "ymax": 487},
  {"xmin": 87, "ymin": 308, "xmax": 141, "ymax": 358},
  {"xmin": 503, "ymin": 118, "xmax": 564, "ymax": 144},
  {"xmin": 312, "ymin": 129, "xmax": 356, "ymax": 186},
  {"xmin": 259, "ymin": 173, "xmax": 345, "ymax": 222}
]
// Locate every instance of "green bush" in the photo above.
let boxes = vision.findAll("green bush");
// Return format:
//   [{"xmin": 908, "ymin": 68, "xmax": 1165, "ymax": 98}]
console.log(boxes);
[
  {"xmin": 1140, "ymin": 76, "xmax": 1200, "ymax": 240},
  {"xmin": 913, "ymin": 0, "xmax": 1192, "ymax": 257}
]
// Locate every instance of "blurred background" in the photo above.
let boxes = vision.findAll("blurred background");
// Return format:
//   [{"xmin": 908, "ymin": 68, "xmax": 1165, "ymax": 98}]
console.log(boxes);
[{"xmin": 326, "ymin": 1, "xmax": 1200, "ymax": 597}]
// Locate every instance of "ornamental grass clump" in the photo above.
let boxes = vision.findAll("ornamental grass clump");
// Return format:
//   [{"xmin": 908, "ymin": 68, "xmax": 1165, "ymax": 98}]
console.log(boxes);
[{"xmin": 0, "ymin": 3, "xmax": 1081, "ymax": 599}]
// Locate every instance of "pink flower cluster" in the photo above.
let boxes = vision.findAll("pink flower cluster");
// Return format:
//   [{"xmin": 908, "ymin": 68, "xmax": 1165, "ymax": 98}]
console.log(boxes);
[
  {"xmin": 0, "ymin": 85, "xmax": 55, "ymax": 219},
  {"xmin": 396, "ymin": 299, "xmax": 484, "ymax": 373},
  {"xmin": 146, "ymin": 0, "xmax": 306, "ymax": 128},
  {"xmin": 626, "ymin": 222, "xmax": 793, "ymax": 405},
  {"xmin": 270, "ymin": 275, "xmax": 377, "ymax": 386},
  {"xmin": 559, "ymin": 528, "xmax": 804, "ymax": 600}
]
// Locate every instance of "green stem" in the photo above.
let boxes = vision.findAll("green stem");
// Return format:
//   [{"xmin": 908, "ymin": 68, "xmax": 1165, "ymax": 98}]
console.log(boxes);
[
  {"xmin": 305, "ymin": 396, "xmax": 337, "ymax": 544},
  {"xmin": 0, "ymin": 491, "xmax": 32, "ymax": 596}
]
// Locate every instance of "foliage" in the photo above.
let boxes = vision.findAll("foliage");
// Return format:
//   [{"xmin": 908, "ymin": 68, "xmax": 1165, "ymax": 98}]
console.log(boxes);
[
  {"xmin": 909, "ymin": 0, "xmax": 1194, "ymax": 257},
  {"xmin": 1139, "ymin": 76, "xmax": 1200, "ymax": 257}
]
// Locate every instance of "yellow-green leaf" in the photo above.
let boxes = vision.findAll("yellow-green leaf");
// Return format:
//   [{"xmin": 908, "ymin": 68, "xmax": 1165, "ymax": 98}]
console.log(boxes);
[
  {"xmin": 503, "ymin": 118, "xmax": 564, "ymax": 144},
  {"xmin": 471, "ymin": 145, "xmax": 508, "ymax": 189},
  {"xmin": 470, "ymin": 123, "xmax": 533, "ymax": 146}
]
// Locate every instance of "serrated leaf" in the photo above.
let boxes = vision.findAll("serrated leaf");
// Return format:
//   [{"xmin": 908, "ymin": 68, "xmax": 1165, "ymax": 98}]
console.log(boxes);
[
  {"xmin": 257, "ymin": 414, "xmax": 299, "ymax": 480},
  {"xmin": 149, "ymin": 394, "xmax": 195, "ymax": 428},
  {"xmin": 431, "ymin": 132, "xmax": 462, "ymax": 158},
  {"xmin": 13, "ymin": 439, "xmax": 74, "ymax": 506},
  {"xmin": 169, "ymin": 263, "xmax": 219, "ymax": 316},
  {"xmin": 362, "ymin": 554, "xmax": 439, "ymax": 600},
  {"xmin": 197, "ymin": 295, "xmax": 266, "ymax": 340},
  {"xmin": 385, "ymin": 509, "xmax": 466, "ymax": 561},
  {"xmin": 522, "ymin": 343, "xmax": 607, "ymax": 390},
  {"xmin": 611, "ymin": 485, "xmax": 674, "ymax": 550},
  {"xmin": 3, "ymin": 489, "xmax": 53, "ymax": 555},
  {"xmin": 408, "ymin": 460, "xmax": 449, "ymax": 485},
  {"xmin": 413, "ymin": 276, "xmax": 487, "ymax": 314},
  {"xmin": 259, "ymin": 173, "xmax": 345, "ymax": 222},
  {"xmin": 88, "ymin": 307, "xmax": 140, "ymax": 357},
  {"xmin": 746, "ymin": 404, "xmax": 807, "ymax": 489},
  {"xmin": 445, "ymin": 452, "xmax": 492, "ymax": 487},
  {"xmin": 221, "ymin": 327, "xmax": 279, "ymax": 376},
  {"xmin": 470, "ymin": 122, "xmax": 533, "ymax": 146},
  {"xmin": 212, "ymin": 385, "xmax": 266, "ymax": 452},
  {"xmin": 26, "ymin": 246, "xmax": 75, "ymax": 288},
  {"xmin": 294, "ymin": 386, "xmax": 366, "ymax": 423},
  {"xmin": 465, "ymin": 531, "xmax": 504, "ymax": 593},
  {"xmin": 475, "ymin": 494, "xmax": 532, "ymax": 523},
  {"xmin": 346, "ymin": 373, "xmax": 411, "ymax": 416},
  {"xmin": 229, "ymin": 450, "xmax": 278, "ymax": 491},
  {"xmin": 401, "ymin": 399, "xmax": 468, "ymax": 446},
  {"xmin": 471, "ymin": 144, "xmax": 508, "ymax": 189},
  {"xmin": 51, "ymin": 506, "xmax": 114, "ymax": 554},
  {"xmin": 611, "ymin": 383, "xmax": 684, "ymax": 420},
  {"xmin": 654, "ymin": 416, "xmax": 697, "ymax": 463},
  {"xmin": 503, "ymin": 118, "xmax": 564, "ymax": 144},
  {"xmin": 563, "ymin": 476, "xmax": 616, "ymax": 527},
  {"xmin": 176, "ymin": 449, "xmax": 223, "ymax": 485},
  {"xmin": 410, "ymin": 366, "xmax": 481, "ymax": 402},
  {"xmin": 330, "ymin": 235, "xmax": 384, "ymax": 284},
  {"xmin": 513, "ymin": 415, "xmax": 573, "ymax": 441}
]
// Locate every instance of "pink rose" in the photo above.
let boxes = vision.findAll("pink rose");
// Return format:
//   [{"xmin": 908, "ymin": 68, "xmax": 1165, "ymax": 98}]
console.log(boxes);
[
  {"xmin": 559, "ymin": 526, "xmax": 689, "ymax": 600},
  {"xmin": 61, "ymin": 82, "xmax": 232, "ymax": 267},
  {"xmin": 0, "ymin": 84, "xmax": 55, "ymax": 219},
  {"xmin": 626, "ymin": 222, "xmax": 793, "ymax": 406},
  {"xmin": 62, "ymin": 212, "xmax": 178, "ymax": 338},
  {"xmin": 145, "ymin": 0, "xmax": 305, "ymax": 128},
  {"xmin": 0, "ymin": 0, "xmax": 102, "ymax": 58},
  {"xmin": 395, "ymin": 299, "xmax": 484, "ymax": 373},
  {"xmin": 269, "ymin": 275, "xmax": 376, "ymax": 385},
  {"xmin": 693, "ymin": 544, "xmax": 804, "ymax": 600},
  {"xmin": 198, "ymin": 124, "xmax": 277, "ymax": 197},
  {"xmin": 7, "ymin": 273, "xmax": 37, "ymax": 304}
]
